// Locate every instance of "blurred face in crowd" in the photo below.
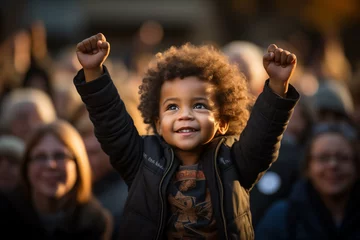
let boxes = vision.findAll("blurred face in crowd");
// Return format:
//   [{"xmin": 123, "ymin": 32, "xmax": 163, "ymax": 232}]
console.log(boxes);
[
  {"xmin": 10, "ymin": 104, "xmax": 43, "ymax": 140},
  {"xmin": 81, "ymin": 129, "xmax": 111, "ymax": 182},
  {"xmin": 28, "ymin": 133, "xmax": 77, "ymax": 199},
  {"xmin": 286, "ymin": 104, "xmax": 307, "ymax": 141},
  {"xmin": 0, "ymin": 156, "xmax": 21, "ymax": 191},
  {"xmin": 308, "ymin": 132, "xmax": 357, "ymax": 198}
]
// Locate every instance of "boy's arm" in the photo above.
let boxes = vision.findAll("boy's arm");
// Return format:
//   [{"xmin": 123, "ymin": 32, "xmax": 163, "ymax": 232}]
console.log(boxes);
[
  {"xmin": 74, "ymin": 67, "xmax": 143, "ymax": 186},
  {"xmin": 74, "ymin": 33, "xmax": 143, "ymax": 186},
  {"xmin": 231, "ymin": 44, "xmax": 299, "ymax": 189},
  {"xmin": 232, "ymin": 80, "xmax": 299, "ymax": 189}
]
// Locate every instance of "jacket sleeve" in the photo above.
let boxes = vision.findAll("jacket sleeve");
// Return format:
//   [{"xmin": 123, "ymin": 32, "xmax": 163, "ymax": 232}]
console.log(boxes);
[
  {"xmin": 232, "ymin": 79, "xmax": 299, "ymax": 190},
  {"xmin": 74, "ymin": 66, "xmax": 143, "ymax": 186}
]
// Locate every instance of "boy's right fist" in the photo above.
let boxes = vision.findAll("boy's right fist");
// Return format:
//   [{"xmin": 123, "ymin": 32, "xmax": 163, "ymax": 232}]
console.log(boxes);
[{"xmin": 76, "ymin": 33, "xmax": 110, "ymax": 81}]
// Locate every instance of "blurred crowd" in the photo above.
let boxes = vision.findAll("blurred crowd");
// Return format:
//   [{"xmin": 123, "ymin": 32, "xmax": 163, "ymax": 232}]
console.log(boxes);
[{"xmin": 0, "ymin": 17, "xmax": 359, "ymax": 240}]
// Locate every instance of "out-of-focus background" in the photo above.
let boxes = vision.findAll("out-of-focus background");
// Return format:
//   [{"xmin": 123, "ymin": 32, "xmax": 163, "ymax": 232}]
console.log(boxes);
[
  {"xmin": 2, "ymin": 0, "xmax": 360, "ymax": 65},
  {"xmin": 2, "ymin": 0, "xmax": 360, "ymax": 96}
]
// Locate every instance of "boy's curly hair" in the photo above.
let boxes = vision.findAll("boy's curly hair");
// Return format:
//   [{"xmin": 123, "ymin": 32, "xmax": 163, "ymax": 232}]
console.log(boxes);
[{"xmin": 138, "ymin": 43, "xmax": 252, "ymax": 136}]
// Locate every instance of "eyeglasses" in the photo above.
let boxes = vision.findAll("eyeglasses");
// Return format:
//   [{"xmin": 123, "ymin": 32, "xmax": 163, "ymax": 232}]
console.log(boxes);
[
  {"xmin": 311, "ymin": 153, "xmax": 353, "ymax": 165},
  {"xmin": 31, "ymin": 152, "xmax": 74, "ymax": 164}
]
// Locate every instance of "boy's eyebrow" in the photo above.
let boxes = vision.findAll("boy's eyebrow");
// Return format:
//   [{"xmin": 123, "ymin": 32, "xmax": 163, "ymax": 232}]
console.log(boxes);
[
  {"xmin": 162, "ymin": 97, "xmax": 179, "ymax": 106},
  {"xmin": 162, "ymin": 97, "xmax": 209, "ymax": 106},
  {"xmin": 193, "ymin": 97, "xmax": 208, "ymax": 101}
]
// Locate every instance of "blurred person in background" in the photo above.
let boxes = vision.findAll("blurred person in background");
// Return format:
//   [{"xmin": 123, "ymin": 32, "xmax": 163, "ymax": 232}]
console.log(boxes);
[
  {"xmin": 0, "ymin": 88, "xmax": 56, "ymax": 140},
  {"xmin": 52, "ymin": 83, "xmax": 83, "ymax": 122},
  {"xmin": 114, "ymin": 52, "xmax": 153, "ymax": 135},
  {"xmin": 29, "ymin": 20, "xmax": 53, "ymax": 69},
  {"xmin": 282, "ymin": 97, "xmax": 316, "ymax": 147},
  {"xmin": 0, "ymin": 120, "xmax": 113, "ymax": 239},
  {"xmin": 347, "ymin": 68, "xmax": 360, "ymax": 131},
  {"xmin": 248, "ymin": 54, "xmax": 316, "ymax": 227},
  {"xmin": 50, "ymin": 44, "xmax": 87, "ymax": 122},
  {"xmin": 114, "ymin": 20, "xmax": 163, "ymax": 135},
  {"xmin": 249, "ymin": 97, "xmax": 315, "ymax": 227},
  {"xmin": 222, "ymin": 40, "xmax": 268, "ymax": 98},
  {"xmin": 313, "ymin": 36, "xmax": 352, "ymax": 85},
  {"xmin": 0, "ymin": 135, "xmax": 25, "ymax": 193},
  {"xmin": 0, "ymin": 29, "xmax": 32, "ymax": 105},
  {"xmin": 74, "ymin": 110, "xmax": 128, "ymax": 240},
  {"xmin": 256, "ymin": 123, "xmax": 360, "ymax": 239},
  {"xmin": 312, "ymin": 79, "xmax": 354, "ymax": 125},
  {"xmin": 22, "ymin": 63, "xmax": 55, "ymax": 103}
]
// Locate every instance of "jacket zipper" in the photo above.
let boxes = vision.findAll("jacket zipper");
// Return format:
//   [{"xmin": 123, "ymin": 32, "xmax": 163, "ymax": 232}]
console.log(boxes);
[
  {"xmin": 214, "ymin": 138, "xmax": 228, "ymax": 239},
  {"xmin": 155, "ymin": 148, "xmax": 174, "ymax": 240}
]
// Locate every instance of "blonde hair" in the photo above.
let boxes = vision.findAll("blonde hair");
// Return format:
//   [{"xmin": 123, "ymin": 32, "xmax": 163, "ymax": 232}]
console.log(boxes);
[{"xmin": 0, "ymin": 88, "xmax": 56, "ymax": 130}]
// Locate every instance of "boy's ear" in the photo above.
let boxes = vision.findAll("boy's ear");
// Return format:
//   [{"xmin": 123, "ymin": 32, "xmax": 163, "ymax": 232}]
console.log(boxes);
[
  {"xmin": 218, "ymin": 121, "xmax": 229, "ymax": 135},
  {"xmin": 155, "ymin": 118, "xmax": 162, "ymax": 135}
]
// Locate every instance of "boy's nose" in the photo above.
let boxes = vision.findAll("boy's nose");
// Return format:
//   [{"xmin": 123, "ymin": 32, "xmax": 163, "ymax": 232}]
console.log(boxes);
[{"xmin": 178, "ymin": 108, "xmax": 194, "ymax": 120}]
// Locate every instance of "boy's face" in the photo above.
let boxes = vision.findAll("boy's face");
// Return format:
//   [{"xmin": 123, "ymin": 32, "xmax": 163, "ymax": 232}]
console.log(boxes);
[{"xmin": 156, "ymin": 76, "xmax": 228, "ymax": 155}]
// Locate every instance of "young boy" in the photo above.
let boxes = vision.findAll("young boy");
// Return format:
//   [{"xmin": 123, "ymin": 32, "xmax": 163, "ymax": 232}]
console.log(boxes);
[{"xmin": 74, "ymin": 33, "xmax": 299, "ymax": 240}]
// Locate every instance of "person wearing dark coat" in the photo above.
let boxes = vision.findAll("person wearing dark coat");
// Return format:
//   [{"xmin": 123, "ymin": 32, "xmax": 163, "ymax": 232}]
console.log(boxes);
[
  {"xmin": 0, "ymin": 120, "xmax": 112, "ymax": 240},
  {"xmin": 256, "ymin": 123, "xmax": 360, "ymax": 240}
]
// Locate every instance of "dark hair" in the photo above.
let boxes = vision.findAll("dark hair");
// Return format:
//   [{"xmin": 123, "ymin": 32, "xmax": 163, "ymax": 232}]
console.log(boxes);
[
  {"xmin": 138, "ymin": 43, "xmax": 252, "ymax": 135},
  {"xmin": 23, "ymin": 64, "xmax": 53, "ymax": 98},
  {"xmin": 302, "ymin": 122, "xmax": 359, "ymax": 175}
]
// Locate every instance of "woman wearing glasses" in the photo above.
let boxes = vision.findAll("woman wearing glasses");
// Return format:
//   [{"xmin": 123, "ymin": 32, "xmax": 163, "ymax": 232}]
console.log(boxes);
[
  {"xmin": 255, "ymin": 123, "xmax": 360, "ymax": 240},
  {"xmin": 0, "ymin": 120, "xmax": 113, "ymax": 239}
]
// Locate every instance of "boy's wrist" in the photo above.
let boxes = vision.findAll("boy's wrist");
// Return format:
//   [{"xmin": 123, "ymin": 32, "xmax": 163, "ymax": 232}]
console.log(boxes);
[
  {"xmin": 84, "ymin": 66, "xmax": 104, "ymax": 82},
  {"xmin": 268, "ymin": 79, "xmax": 289, "ymax": 98}
]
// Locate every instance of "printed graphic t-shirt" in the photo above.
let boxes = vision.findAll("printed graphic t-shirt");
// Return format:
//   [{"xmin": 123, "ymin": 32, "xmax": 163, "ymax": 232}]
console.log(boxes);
[{"xmin": 166, "ymin": 163, "xmax": 217, "ymax": 240}]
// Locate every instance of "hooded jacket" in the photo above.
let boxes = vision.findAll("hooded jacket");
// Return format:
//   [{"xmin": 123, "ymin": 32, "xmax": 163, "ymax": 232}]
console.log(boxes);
[{"xmin": 74, "ymin": 67, "xmax": 299, "ymax": 240}]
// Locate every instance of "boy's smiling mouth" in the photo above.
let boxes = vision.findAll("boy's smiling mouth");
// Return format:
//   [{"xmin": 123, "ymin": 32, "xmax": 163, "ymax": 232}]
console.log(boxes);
[{"xmin": 176, "ymin": 127, "xmax": 198, "ymax": 133}]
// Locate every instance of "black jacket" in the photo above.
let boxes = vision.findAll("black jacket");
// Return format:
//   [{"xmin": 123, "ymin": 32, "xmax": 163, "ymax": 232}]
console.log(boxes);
[{"xmin": 74, "ymin": 67, "xmax": 299, "ymax": 240}]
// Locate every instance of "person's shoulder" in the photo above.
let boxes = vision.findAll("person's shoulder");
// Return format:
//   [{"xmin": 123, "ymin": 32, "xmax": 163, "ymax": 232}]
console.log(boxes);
[
  {"xmin": 0, "ymin": 187, "xmax": 29, "ymax": 210},
  {"xmin": 78, "ymin": 196, "xmax": 108, "ymax": 216},
  {"xmin": 256, "ymin": 200, "xmax": 289, "ymax": 231},
  {"xmin": 255, "ymin": 200, "xmax": 289, "ymax": 240},
  {"xmin": 76, "ymin": 197, "xmax": 113, "ymax": 229},
  {"xmin": 266, "ymin": 200, "xmax": 289, "ymax": 214},
  {"xmin": 258, "ymin": 200, "xmax": 289, "ymax": 227},
  {"xmin": 0, "ymin": 189, "xmax": 30, "ymax": 229},
  {"xmin": 0, "ymin": 191, "xmax": 14, "ymax": 211}
]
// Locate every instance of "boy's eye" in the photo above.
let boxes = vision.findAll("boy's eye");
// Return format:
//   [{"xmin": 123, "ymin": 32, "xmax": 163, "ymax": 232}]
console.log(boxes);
[
  {"xmin": 166, "ymin": 104, "xmax": 178, "ymax": 111},
  {"xmin": 194, "ymin": 103, "xmax": 207, "ymax": 109}
]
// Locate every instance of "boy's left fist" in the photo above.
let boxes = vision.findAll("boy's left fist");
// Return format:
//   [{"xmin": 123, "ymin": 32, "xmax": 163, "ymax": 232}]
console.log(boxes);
[{"xmin": 263, "ymin": 44, "xmax": 297, "ymax": 96}]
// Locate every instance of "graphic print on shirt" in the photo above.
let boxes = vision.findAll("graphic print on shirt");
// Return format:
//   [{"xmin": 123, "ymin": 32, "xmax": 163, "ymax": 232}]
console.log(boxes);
[{"xmin": 167, "ymin": 164, "xmax": 217, "ymax": 240}]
